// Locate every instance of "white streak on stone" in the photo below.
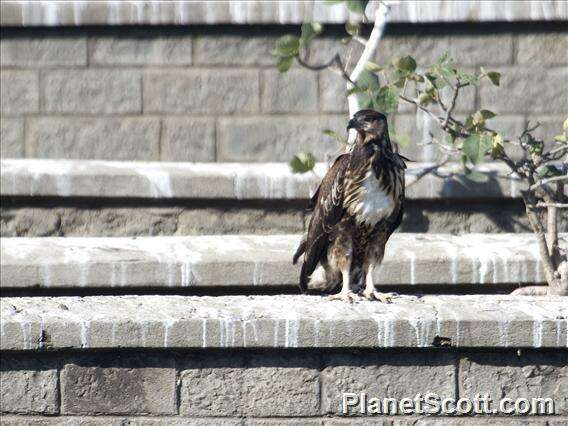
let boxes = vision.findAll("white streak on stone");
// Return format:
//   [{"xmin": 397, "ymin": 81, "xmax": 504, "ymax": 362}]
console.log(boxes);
[
  {"xmin": 202, "ymin": 318, "xmax": 207, "ymax": 348},
  {"xmin": 405, "ymin": 250, "xmax": 416, "ymax": 285}
]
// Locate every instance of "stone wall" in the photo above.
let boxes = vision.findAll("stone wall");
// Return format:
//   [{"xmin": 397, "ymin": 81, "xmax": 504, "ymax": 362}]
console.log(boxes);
[
  {"xmin": 1, "ymin": 22, "xmax": 566, "ymax": 162},
  {"xmin": 1, "ymin": 349, "xmax": 567, "ymax": 422}
]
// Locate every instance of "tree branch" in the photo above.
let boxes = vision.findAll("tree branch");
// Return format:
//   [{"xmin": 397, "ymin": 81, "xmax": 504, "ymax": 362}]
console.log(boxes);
[
  {"xmin": 347, "ymin": 1, "xmax": 391, "ymax": 119},
  {"xmin": 530, "ymin": 175, "xmax": 568, "ymax": 191}
]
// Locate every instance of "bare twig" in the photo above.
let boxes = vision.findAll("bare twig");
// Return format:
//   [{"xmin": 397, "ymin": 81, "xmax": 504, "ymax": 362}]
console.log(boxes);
[
  {"xmin": 530, "ymin": 175, "xmax": 568, "ymax": 191},
  {"xmin": 405, "ymin": 155, "xmax": 450, "ymax": 188}
]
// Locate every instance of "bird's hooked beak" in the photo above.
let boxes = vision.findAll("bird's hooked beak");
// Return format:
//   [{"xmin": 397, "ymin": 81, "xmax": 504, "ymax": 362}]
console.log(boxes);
[{"xmin": 346, "ymin": 118, "xmax": 358, "ymax": 131}]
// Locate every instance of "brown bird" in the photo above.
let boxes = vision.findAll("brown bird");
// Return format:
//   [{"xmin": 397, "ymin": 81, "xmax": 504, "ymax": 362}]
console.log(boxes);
[{"xmin": 293, "ymin": 109, "xmax": 406, "ymax": 302}]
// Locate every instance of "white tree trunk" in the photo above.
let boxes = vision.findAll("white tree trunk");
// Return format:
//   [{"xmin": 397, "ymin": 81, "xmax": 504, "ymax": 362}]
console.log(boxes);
[{"xmin": 346, "ymin": 1, "xmax": 391, "ymax": 143}]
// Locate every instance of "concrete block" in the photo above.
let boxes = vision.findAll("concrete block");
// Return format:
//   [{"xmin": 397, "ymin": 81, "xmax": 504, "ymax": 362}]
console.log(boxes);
[
  {"xmin": 243, "ymin": 355, "xmax": 321, "ymax": 416},
  {"xmin": 261, "ymin": 69, "xmax": 318, "ymax": 113},
  {"xmin": 448, "ymin": 34, "xmax": 514, "ymax": 66},
  {"xmin": 0, "ymin": 117, "xmax": 24, "ymax": 158},
  {"xmin": 1, "ymin": 295, "xmax": 567, "ymax": 351},
  {"xmin": 517, "ymin": 33, "xmax": 568, "ymax": 65},
  {"xmin": 144, "ymin": 70, "xmax": 259, "ymax": 114},
  {"xmin": 161, "ymin": 117, "xmax": 215, "ymax": 162},
  {"xmin": 28, "ymin": 117, "xmax": 160, "ymax": 160},
  {"xmin": 0, "ymin": 356, "xmax": 59, "ymax": 414},
  {"xmin": 0, "ymin": 36, "xmax": 86, "ymax": 67},
  {"xmin": 459, "ymin": 352, "xmax": 568, "ymax": 415},
  {"xmin": 43, "ymin": 70, "xmax": 141, "ymax": 114},
  {"xmin": 0, "ymin": 70, "xmax": 39, "ymax": 115},
  {"xmin": 179, "ymin": 354, "xmax": 246, "ymax": 416},
  {"xmin": 194, "ymin": 35, "xmax": 276, "ymax": 66},
  {"xmin": 60, "ymin": 355, "xmax": 176, "ymax": 415},
  {"xmin": 0, "ymin": 159, "xmax": 527, "ymax": 200},
  {"xmin": 479, "ymin": 67, "xmax": 568, "ymax": 114},
  {"xmin": 319, "ymin": 70, "xmax": 348, "ymax": 113},
  {"xmin": 0, "ymin": 233, "xmax": 559, "ymax": 290},
  {"xmin": 90, "ymin": 34, "xmax": 192, "ymax": 65},
  {"xmin": 322, "ymin": 352, "xmax": 456, "ymax": 415},
  {"xmin": 217, "ymin": 115, "xmax": 344, "ymax": 162}
]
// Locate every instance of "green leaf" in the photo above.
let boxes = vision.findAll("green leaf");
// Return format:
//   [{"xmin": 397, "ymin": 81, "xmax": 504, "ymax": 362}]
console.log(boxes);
[
  {"xmin": 563, "ymin": 117, "xmax": 568, "ymax": 132},
  {"xmin": 473, "ymin": 109, "xmax": 497, "ymax": 124},
  {"xmin": 553, "ymin": 134, "xmax": 567, "ymax": 143},
  {"xmin": 345, "ymin": 21, "xmax": 360, "ymax": 36},
  {"xmin": 465, "ymin": 170, "xmax": 489, "ymax": 183},
  {"xmin": 289, "ymin": 152, "xmax": 316, "ymax": 174},
  {"xmin": 392, "ymin": 55, "xmax": 417, "ymax": 73},
  {"xmin": 300, "ymin": 23, "xmax": 323, "ymax": 46},
  {"xmin": 276, "ymin": 35, "xmax": 300, "ymax": 57},
  {"xmin": 345, "ymin": 0, "xmax": 369, "ymax": 15},
  {"xmin": 357, "ymin": 70, "xmax": 380, "ymax": 90},
  {"xmin": 365, "ymin": 61, "xmax": 383, "ymax": 73},
  {"xmin": 463, "ymin": 134, "xmax": 486, "ymax": 164},
  {"xmin": 457, "ymin": 70, "xmax": 479, "ymax": 86},
  {"xmin": 425, "ymin": 72, "xmax": 447, "ymax": 90},
  {"xmin": 276, "ymin": 56, "xmax": 294, "ymax": 72},
  {"xmin": 486, "ymin": 71, "xmax": 501, "ymax": 86},
  {"xmin": 537, "ymin": 165, "xmax": 562, "ymax": 178},
  {"xmin": 418, "ymin": 92, "xmax": 433, "ymax": 106},
  {"xmin": 372, "ymin": 85, "xmax": 399, "ymax": 113}
]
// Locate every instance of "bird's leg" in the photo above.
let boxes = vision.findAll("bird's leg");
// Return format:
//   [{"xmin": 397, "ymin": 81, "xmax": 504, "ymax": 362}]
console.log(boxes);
[
  {"xmin": 328, "ymin": 267, "xmax": 360, "ymax": 303},
  {"xmin": 362, "ymin": 264, "xmax": 394, "ymax": 303}
]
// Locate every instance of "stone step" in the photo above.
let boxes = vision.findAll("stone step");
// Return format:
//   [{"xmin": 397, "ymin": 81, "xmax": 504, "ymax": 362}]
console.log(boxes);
[
  {"xmin": 1, "ymin": 159, "xmax": 522, "ymax": 200},
  {"xmin": 2, "ymin": 295, "xmax": 567, "ymax": 351},
  {"xmin": 2, "ymin": 233, "xmax": 561, "ymax": 291}
]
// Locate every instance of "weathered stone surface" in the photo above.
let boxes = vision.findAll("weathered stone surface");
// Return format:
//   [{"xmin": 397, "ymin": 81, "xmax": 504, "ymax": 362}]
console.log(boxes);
[
  {"xmin": 0, "ymin": 70, "xmax": 39, "ymax": 114},
  {"xmin": 0, "ymin": 198, "xmax": 539, "ymax": 238},
  {"xmin": 161, "ymin": 118, "xmax": 215, "ymax": 162},
  {"xmin": 1, "ymin": 295, "xmax": 567, "ymax": 351},
  {"xmin": 479, "ymin": 67, "xmax": 568, "ymax": 114},
  {"xmin": 448, "ymin": 33, "xmax": 514, "ymax": 66},
  {"xmin": 0, "ymin": 117, "xmax": 24, "ymax": 158},
  {"xmin": 144, "ymin": 70, "xmax": 259, "ymax": 114},
  {"xmin": 0, "ymin": 357, "xmax": 59, "ymax": 414},
  {"xmin": 1, "ymin": 1, "xmax": 565, "ymax": 26},
  {"xmin": 319, "ymin": 70, "xmax": 348, "ymax": 113},
  {"xmin": 90, "ymin": 34, "xmax": 192, "ymax": 65},
  {"xmin": 194, "ymin": 35, "xmax": 276, "ymax": 66},
  {"xmin": 0, "ymin": 36, "xmax": 86, "ymax": 66},
  {"xmin": 217, "ymin": 115, "xmax": 348, "ymax": 162},
  {"xmin": 61, "ymin": 356, "xmax": 176, "ymax": 415},
  {"xmin": 517, "ymin": 33, "xmax": 568, "ymax": 65},
  {"xmin": 180, "ymin": 354, "xmax": 246, "ymax": 416},
  {"xmin": 0, "ymin": 159, "xmax": 528, "ymax": 200},
  {"xmin": 3, "ymin": 233, "xmax": 560, "ymax": 289},
  {"xmin": 43, "ymin": 70, "xmax": 141, "ymax": 114},
  {"xmin": 322, "ymin": 352, "xmax": 456, "ymax": 415},
  {"xmin": 27, "ymin": 118, "xmax": 160, "ymax": 160},
  {"xmin": 0, "ymin": 417, "xmax": 244, "ymax": 426},
  {"xmin": 182, "ymin": 353, "xmax": 320, "ymax": 417},
  {"xmin": 244, "ymin": 355, "xmax": 320, "ymax": 416},
  {"xmin": 261, "ymin": 69, "xmax": 318, "ymax": 113},
  {"xmin": 460, "ymin": 352, "xmax": 568, "ymax": 415}
]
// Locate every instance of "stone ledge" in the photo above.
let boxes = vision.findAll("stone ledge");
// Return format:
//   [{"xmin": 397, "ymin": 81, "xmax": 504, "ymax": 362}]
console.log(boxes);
[
  {"xmin": 0, "ymin": 159, "xmax": 522, "ymax": 200},
  {"xmin": 2, "ymin": 233, "xmax": 561, "ymax": 289},
  {"xmin": 1, "ymin": 1, "xmax": 565, "ymax": 26},
  {"xmin": 1, "ymin": 295, "xmax": 567, "ymax": 351}
]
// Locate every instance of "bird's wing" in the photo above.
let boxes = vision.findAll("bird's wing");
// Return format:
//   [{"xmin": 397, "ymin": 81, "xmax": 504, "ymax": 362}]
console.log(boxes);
[{"xmin": 298, "ymin": 154, "xmax": 350, "ymax": 291}]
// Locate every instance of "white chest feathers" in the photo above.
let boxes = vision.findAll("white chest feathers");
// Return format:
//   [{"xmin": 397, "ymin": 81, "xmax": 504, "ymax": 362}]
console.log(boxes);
[{"xmin": 354, "ymin": 171, "xmax": 395, "ymax": 226}]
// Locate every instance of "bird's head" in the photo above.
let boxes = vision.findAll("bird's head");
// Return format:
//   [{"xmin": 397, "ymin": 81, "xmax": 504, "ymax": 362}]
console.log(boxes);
[{"xmin": 347, "ymin": 109, "xmax": 392, "ymax": 152}]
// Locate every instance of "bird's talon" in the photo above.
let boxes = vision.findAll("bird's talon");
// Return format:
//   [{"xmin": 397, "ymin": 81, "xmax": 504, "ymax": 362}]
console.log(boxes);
[
  {"xmin": 328, "ymin": 291, "xmax": 360, "ymax": 303},
  {"xmin": 363, "ymin": 290, "xmax": 395, "ymax": 303}
]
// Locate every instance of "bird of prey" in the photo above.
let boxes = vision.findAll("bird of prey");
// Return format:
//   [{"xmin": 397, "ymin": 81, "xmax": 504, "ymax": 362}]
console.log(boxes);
[{"xmin": 293, "ymin": 109, "xmax": 406, "ymax": 302}]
